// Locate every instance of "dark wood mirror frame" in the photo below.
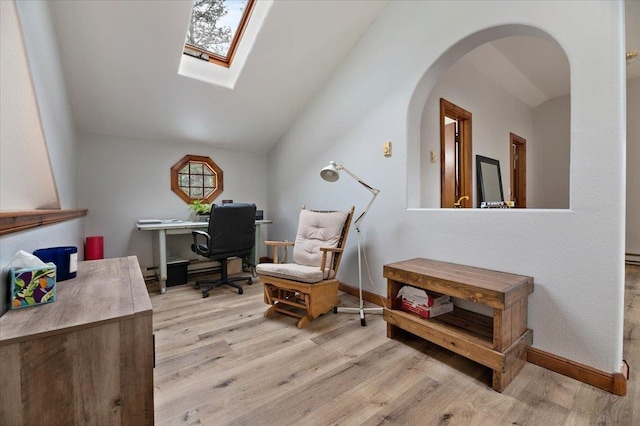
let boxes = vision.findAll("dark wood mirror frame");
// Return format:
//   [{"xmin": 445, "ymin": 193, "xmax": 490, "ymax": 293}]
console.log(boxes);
[{"xmin": 476, "ymin": 155, "xmax": 504, "ymax": 207}]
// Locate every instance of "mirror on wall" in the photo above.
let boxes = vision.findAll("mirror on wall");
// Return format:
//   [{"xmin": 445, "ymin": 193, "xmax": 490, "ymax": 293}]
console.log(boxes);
[
  {"xmin": 476, "ymin": 155, "xmax": 504, "ymax": 207},
  {"xmin": 419, "ymin": 36, "xmax": 571, "ymax": 209}
]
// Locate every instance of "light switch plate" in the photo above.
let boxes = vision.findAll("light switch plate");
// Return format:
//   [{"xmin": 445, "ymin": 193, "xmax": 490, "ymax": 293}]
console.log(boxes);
[{"xmin": 383, "ymin": 141, "xmax": 392, "ymax": 156}]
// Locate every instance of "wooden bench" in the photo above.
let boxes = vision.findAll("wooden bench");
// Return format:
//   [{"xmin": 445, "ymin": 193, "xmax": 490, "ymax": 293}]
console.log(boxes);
[{"xmin": 383, "ymin": 258, "xmax": 533, "ymax": 392}]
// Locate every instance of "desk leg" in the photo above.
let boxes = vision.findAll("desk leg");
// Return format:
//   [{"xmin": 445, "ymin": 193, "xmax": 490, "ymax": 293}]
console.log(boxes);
[
  {"xmin": 253, "ymin": 224, "xmax": 262, "ymax": 266},
  {"xmin": 159, "ymin": 229, "xmax": 167, "ymax": 294}
]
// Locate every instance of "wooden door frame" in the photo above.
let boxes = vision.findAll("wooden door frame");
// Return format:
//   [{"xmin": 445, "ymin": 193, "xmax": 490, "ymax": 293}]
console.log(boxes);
[
  {"xmin": 509, "ymin": 132, "xmax": 527, "ymax": 208},
  {"xmin": 440, "ymin": 98, "xmax": 472, "ymax": 208}
]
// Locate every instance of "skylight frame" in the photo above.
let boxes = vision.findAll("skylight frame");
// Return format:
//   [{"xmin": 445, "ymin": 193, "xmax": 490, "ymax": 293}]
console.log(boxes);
[{"xmin": 184, "ymin": 0, "xmax": 257, "ymax": 68}]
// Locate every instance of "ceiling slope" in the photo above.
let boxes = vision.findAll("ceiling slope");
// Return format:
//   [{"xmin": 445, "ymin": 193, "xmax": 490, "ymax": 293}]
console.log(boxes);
[
  {"xmin": 50, "ymin": 1, "xmax": 638, "ymax": 153},
  {"xmin": 50, "ymin": 0, "xmax": 388, "ymax": 153}
]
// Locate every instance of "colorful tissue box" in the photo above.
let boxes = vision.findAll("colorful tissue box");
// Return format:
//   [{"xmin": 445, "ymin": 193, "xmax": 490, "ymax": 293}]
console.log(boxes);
[{"xmin": 10, "ymin": 263, "xmax": 56, "ymax": 309}]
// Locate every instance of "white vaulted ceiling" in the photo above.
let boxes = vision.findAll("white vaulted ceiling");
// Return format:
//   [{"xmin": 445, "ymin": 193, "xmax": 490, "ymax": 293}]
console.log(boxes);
[
  {"xmin": 50, "ymin": 1, "xmax": 639, "ymax": 154},
  {"xmin": 50, "ymin": 0, "xmax": 388, "ymax": 153}
]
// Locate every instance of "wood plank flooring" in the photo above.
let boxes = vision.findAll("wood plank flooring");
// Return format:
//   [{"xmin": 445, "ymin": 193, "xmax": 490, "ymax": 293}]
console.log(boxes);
[{"xmin": 149, "ymin": 265, "xmax": 640, "ymax": 425}]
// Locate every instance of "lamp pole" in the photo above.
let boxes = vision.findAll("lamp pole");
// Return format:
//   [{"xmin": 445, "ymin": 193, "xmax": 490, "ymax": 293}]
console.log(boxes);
[{"xmin": 321, "ymin": 161, "xmax": 383, "ymax": 326}]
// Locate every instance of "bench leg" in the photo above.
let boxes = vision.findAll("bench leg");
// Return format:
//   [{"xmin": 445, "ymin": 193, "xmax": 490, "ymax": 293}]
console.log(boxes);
[
  {"xmin": 493, "ymin": 352, "xmax": 527, "ymax": 392},
  {"xmin": 387, "ymin": 323, "xmax": 402, "ymax": 340},
  {"xmin": 492, "ymin": 329, "xmax": 531, "ymax": 392}
]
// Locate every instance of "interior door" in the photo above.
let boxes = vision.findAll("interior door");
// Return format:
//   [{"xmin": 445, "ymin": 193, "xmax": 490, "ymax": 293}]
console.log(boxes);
[
  {"xmin": 510, "ymin": 132, "xmax": 527, "ymax": 208},
  {"xmin": 440, "ymin": 98, "xmax": 472, "ymax": 208},
  {"xmin": 442, "ymin": 122, "xmax": 457, "ymax": 208}
]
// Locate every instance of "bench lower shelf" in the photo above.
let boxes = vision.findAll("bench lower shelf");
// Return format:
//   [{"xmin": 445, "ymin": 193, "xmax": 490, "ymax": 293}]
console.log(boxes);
[{"xmin": 384, "ymin": 307, "xmax": 532, "ymax": 392}]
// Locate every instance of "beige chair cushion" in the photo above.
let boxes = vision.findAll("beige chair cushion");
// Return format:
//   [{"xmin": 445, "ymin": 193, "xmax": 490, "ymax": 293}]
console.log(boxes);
[
  {"xmin": 292, "ymin": 210, "xmax": 348, "ymax": 267},
  {"xmin": 256, "ymin": 263, "xmax": 331, "ymax": 284}
]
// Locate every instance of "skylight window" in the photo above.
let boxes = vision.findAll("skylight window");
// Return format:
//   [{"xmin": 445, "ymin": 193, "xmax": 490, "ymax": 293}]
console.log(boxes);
[{"xmin": 184, "ymin": 0, "xmax": 256, "ymax": 68}]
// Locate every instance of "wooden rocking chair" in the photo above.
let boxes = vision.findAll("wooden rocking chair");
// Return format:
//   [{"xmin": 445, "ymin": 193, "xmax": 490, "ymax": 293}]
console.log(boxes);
[{"xmin": 256, "ymin": 206, "xmax": 354, "ymax": 328}]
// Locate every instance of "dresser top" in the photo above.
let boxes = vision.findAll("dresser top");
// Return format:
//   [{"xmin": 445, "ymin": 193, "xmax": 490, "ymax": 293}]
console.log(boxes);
[{"xmin": 0, "ymin": 256, "xmax": 151, "ymax": 346}]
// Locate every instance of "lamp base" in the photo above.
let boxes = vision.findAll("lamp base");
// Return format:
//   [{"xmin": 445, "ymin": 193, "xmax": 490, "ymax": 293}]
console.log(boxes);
[{"xmin": 333, "ymin": 306, "xmax": 383, "ymax": 326}]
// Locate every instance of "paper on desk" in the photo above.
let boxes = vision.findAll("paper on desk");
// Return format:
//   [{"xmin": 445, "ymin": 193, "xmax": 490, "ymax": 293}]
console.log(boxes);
[
  {"xmin": 137, "ymin": 219, "xmax": 183, "ymax": 225},
  {"xmin": 137, "ymin": 219, "xmax": 162, "ymax": 224}
]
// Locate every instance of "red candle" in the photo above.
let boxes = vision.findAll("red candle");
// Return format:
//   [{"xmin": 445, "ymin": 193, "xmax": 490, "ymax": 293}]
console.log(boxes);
[{"xmin": 85, "ymin": 236, "xmax": 104, "ymax": 260}]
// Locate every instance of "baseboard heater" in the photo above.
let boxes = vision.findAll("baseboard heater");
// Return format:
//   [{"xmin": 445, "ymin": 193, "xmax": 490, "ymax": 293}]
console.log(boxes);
[
  {"xmin": 625, "ymin": 252, "xmax": 640, "ymax": 266},
  {"xmin": 143, "ymin": 259, "xmax": 221, "ymax": 281}
]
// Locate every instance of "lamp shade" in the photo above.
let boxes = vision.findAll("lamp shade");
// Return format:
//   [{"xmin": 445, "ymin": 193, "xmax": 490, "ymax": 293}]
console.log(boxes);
[{"xmin": 320, "ymin": 161, "xmax": 340, "ymax": 182}]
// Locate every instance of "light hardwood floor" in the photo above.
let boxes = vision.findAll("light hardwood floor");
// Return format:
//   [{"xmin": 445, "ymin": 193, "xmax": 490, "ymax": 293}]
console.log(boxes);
[{"xmin": 149, "ymin": 265, "xmax": 640, "ymax": 425}]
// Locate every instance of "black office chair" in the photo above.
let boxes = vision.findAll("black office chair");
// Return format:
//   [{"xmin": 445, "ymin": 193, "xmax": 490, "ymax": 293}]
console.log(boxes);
[{"xmin": 191, "ymin": 203, "xmax": 256, "ymax": 297}]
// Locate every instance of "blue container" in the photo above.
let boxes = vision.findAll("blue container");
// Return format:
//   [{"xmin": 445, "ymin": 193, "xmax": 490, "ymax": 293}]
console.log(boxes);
[{"xmin": 33, "ymin": 246, "xmax": 78, "ymax": 281}]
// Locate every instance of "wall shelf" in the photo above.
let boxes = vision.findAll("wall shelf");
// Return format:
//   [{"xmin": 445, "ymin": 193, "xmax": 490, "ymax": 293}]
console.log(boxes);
[{"xmin": 0, "ymin": 209, "xmax": 87, "ymax": 236}]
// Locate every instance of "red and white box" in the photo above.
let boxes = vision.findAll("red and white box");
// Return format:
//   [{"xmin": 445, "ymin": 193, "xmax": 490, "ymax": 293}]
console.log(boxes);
[
  {"xmin": 397, "ymin": 285, "xmax": 450, "ymax": 307},
  {"xmin": 400, "ymin": 298, "xmax": 454, "ymax": 319},
  {"xmin": 397, "ymin": 285, "xmax": 453, "ymax": 319}
]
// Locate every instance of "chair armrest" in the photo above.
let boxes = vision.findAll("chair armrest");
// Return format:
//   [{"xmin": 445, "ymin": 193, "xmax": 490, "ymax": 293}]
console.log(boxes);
[
  {"xmin": 192, "ymin": 230, "xmax": 211, "ymax": 256},
  {"xmin": 264, "ymin": 240, "xmax": 295, "ymax": 247},
  {"xmin": 319, "ymin": 247, "xmax": 344, "ymax": 253},
  {"xmin": 263, "ymin": 241, "xmax": 294, "ymax": 263},
  {"xmin": 319, "ymin": 247, "xmax": 345, "ymax": 279}
]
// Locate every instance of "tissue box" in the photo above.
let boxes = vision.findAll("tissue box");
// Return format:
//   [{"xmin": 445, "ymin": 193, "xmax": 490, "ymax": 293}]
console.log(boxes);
[{"xmin": 10, "ymin": 263, "xmax": 56, "ymax": 309}]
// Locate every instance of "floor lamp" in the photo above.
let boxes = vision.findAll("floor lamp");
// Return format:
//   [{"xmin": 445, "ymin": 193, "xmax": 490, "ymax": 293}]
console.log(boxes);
[{"xmin": 320, "ymin": 161, "xmax": 383, "ymax": 326}]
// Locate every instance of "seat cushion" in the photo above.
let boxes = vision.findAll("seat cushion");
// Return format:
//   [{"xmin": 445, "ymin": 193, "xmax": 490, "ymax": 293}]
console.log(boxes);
[
  {"xmin": 256, "ymin": 263, "xmax": 331, "ymax": 284},
  {"xmin": 292, "ymin": 210, "xmax": 349, "ymax": 267}
]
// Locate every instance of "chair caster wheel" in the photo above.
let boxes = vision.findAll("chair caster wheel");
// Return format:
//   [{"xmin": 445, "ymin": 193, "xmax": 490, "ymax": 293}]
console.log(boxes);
[
  {"xmin": 238, "ymin": 288, "xmax": 244, "ymax": 295},
  {"xmin": 202, "ymin": 291, "xmax": 208, "ymax": 298},
  {"xmin": 333, "ymin": 307, "xmax": 338, "ymax": 314},
  {"xmin": 361, "ymin": 318, "xmax": 366, "ymax": 326},
  {"xmin": 194, "ymin": 283, "xmax": 200, "ymax": 289},
  {"xmin": 247, "ymin": 279, "xmax": 252, "ymax": 285}
]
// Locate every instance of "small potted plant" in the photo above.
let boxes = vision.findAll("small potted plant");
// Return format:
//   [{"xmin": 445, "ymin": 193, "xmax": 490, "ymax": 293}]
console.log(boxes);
[{"xmin": 189, "ymin": 199, "xmax": 211, "ymax": 222}]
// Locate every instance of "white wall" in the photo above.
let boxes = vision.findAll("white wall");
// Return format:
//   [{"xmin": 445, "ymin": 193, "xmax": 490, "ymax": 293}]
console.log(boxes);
[
  {"xmin": 531, "ymin": 95, "xmax": 571, "ymax": 209},
  {"xmin": 267, "ymin": 0, "xmax": 625, "ymax": 373},
  {"xmin": 0, "ymin": 0, "xmax": 59, "ymax": 210},
  {"xmin": 0, "ymin": 1, "xmax": 83, "ymax": 315},
  {"xmin": 17, "ymin": 1, "xmax": 79, "ymax": 209},
  {"xmin": 420, "ymin": 58, "xmax": 533, "ymax": 208},
  {"xmin": 628, "ymin": 76, "xmax": 640, "ymax": 256},
  {"xmin": 77, "ymin": 132, "xmax": 268, "ymax": 274}
]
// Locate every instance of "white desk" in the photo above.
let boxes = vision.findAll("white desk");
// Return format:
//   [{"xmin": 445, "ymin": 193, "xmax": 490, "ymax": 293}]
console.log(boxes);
[{"xmin": 136, "ymin": 219, "xmax": 272, "ymax": 293}]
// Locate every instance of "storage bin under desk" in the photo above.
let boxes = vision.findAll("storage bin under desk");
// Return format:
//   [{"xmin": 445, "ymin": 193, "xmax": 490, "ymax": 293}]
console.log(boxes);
[{"xmin": 167, "ymin": 258, "xmax": 189, "ymax": 286}]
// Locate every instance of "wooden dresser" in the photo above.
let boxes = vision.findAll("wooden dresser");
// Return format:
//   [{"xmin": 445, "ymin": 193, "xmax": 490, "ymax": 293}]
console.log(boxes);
[
  {"xmin": 0, "ymin": 256, "xmax": 154, "ymax": 425},
  {"xmin": 383, "ymin": 258, "xmax": 533, "ymax": 392}
]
